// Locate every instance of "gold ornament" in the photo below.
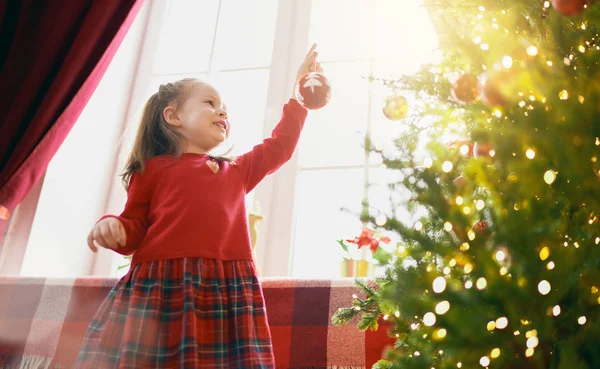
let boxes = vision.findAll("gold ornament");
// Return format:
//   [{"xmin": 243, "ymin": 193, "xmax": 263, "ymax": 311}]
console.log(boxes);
[{"xmin": 383, "ymin": 94, "xmax": 408, "ymax": 120}]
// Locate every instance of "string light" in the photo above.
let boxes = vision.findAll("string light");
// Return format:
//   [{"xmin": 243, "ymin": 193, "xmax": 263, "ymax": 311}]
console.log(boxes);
[
  {"xmin": 442, "ymin": 161, "xmax": 454, "ymax": 173},
  {"xmin": 578, "ymin": 316, "xmax": 587, "ymax": 325},
  {"xmin": 538, "ymin": 280, "xmax": 551, "ymax": 295},
  {"xmin": 491, "ymin": 348, "xmax": 501, "ymax": 359},
  {"xmin": 464, "ymin": 263, "xmax": 474, "ymax": 274},
  {"xmin": 476, "ymin": 200, "xmax": 485, "ymax": 210},
  {"xmin": 480, "ymin": 356, "xmax": 490, "ymax": 367},
  {"xmin": 444, "ymin": 222, "xmax": 453, "ymax": 232},
  {"xmin": 496, "ymin": 317, "xmax": 508, "ymax": 329},
  {"xmin": 476, "ymin": 277, "xmax": 487, "ymax": 290},
  {"xmin": 460, "ymin": 145, "xmax": 470, "ymax": 155},
  {"xmin": 502, "ymin": 56, "xmax": 513, "ymax": 68},
  {"xmin": 424, "ymin": 312, "xmax": 436, "ymax": 326},
  {"xmin": 424, "ymin": 157, "xmax": 433, "ymax": 168},
  {"xmin": 527, "ymin": 46, "xmax": 538, "ymax": 56},
  {"xmin": 436, "ymin": 301, "xmax": 450, "ymax": 315},
  {"xmin": 539, "ymin": 247, "xmax": 550, "ymax": 260},
  {"xmin": 456, "ymin": 196, "xmax": 464, "ymax": 205},
  {"xmin": 435, "ymin": 328, "xmax": 447, "ymax": 339},
  {"xmin": 552, "ymin": 305, "xmax": 561, "ymax": 316},
  {"xmin": 465, "ymin": 280, "xmax": 473, "ymax": 289},
  {"xmin": 526, "ymin": 149, "xmax": 536, "ymax": 159},
  {"xmin": 433, "ymin": 277, "xmax": 447, "ymax": 293},
  {"xmin": 559, "ymin": 90, "xmax": 569, "ymax": 100},
  {"xmin": 527, "ymin": 336, "xmax": 539, "ymax": 348},
  {"xmin": 544, "ymin": 170, "xmax": 557, "ymax": 184},
  {"xmin": 460, "ymin": 242, "xmax": 470, "ymax": 251},
  {"xmin": 495, "ymin": 250, "xmax": 506, "ymax": 261},
  {"xmin": 547, "ymin": 261, "xmax": 555, "ymax": 270}
]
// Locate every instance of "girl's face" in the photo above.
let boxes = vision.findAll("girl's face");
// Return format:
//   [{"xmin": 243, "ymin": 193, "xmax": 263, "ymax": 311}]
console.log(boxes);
[{"xmin": 164, "ymin": 83, "xmax": 229, "ymax": 153}]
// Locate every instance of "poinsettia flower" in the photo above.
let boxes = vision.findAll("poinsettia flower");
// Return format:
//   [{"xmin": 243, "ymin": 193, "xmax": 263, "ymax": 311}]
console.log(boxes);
[{"xmin": 346, "ymin": 227, "xmax": 391, "ymax": 253}]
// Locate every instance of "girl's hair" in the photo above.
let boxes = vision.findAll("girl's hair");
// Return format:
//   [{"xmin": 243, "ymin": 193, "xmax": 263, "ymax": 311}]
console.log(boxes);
[{"xmin": 121, "ymin": 78, "xmax": 232, "ymax": 189}]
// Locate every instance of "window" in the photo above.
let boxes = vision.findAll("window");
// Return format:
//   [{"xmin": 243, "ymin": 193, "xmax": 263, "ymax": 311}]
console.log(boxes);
[
  {"xmin": 6, "ymin": 0, "xmax": 438, "ymax": 278},
  {"xmin": 289, "ymin": 0, "xmax": 438, "ymax": 278}
]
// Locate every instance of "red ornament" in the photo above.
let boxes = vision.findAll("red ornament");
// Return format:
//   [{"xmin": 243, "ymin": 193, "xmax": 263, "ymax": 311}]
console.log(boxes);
[
  {"xmin": 472, "ymin": 220, "xmax": 491, "ymax": 239},
  {"xmin": 473, "ymin": 142, "xmax": 495, "ymax": 159},
  {"xmin": 479, "ymin": 73, "xmax": 508, "ymax": 107},
  {"xmin": 454, "ymin": 175, "xmax": 465, "ymax": 187},
  {"xmin": 295, "ymin": 72, "xmax": 332, "ymax": 110},
  {"xmin": 451, "ymin": 74, "xmax": 479, "ymax": 103},
  {"xmin": 552, "ymin": 0, "xmax": 587, "ymax": 16}
]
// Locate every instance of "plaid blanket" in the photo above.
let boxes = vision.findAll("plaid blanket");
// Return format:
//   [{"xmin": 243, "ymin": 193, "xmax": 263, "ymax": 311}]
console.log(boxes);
[{"xmin": 0, "ymin": 277, "xmax": 393, "ymax": 368}]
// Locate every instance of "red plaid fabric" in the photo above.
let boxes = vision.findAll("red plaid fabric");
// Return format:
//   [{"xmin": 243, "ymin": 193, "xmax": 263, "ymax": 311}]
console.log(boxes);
[
  {"xmin": 74, "ymin": 258, "xmax": 272, "ymax": 368},
  {"xmin": 0, "ymin": 275, "xmax": 394, "ymax": 368}
]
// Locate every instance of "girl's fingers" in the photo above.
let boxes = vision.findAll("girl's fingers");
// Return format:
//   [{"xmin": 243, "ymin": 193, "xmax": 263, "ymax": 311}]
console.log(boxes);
[
  {"xmin": 93, "ymin": 226, "xmax": 108, "ymax": 250},
  {"xmin": 87, "ymin": 231, "xmax": 98, "ymax": 252},
  {"xmin": 304, "ymin": 43, "xmax": 317, "ymax": 62},
  {"xmin": 109, "ymin": 219, "xmax": 126, "ymax": 247},
  {"xmin": 101, "ymin": 222, "xmax": 118, "ymax": 249}
]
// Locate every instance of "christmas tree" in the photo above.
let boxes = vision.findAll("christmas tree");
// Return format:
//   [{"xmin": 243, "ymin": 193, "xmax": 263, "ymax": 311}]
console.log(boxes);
[{"xmin": 333, "ymin": 1, "xmax": 600, "ymax": 368}]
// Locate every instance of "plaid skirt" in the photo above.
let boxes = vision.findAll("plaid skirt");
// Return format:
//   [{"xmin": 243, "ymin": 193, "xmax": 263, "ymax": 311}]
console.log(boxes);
[{"xmin": 75, "ymin": 258, "xmax": 274, "ymax": 369}]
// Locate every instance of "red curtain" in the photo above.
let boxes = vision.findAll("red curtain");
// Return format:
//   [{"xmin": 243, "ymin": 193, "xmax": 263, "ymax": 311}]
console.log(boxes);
[{"xmin": 0, "ymin": 0, "xmax": 144, "ymax": 222}]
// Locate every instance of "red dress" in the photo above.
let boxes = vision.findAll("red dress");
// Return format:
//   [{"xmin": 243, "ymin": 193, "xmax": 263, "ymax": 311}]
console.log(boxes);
[{"xmin": 76, "ymin": 99, "xmax": 307, "ymax": 368}]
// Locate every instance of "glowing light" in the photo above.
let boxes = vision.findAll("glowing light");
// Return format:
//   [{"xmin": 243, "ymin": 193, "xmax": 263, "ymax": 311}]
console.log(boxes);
[
  {"xmin": 559, "ymin": 90, "xmax": 569, "ymax": 100},
  {"xmin": 476, "ymin": 277, "xmax": 487, "ymax": 290},
  {"xmin": 480, "ymin": 356, "xmax": 490, "ymax": 367},
  {"xmin": 527, "ymin": 46, "xmax": 538, "ymax": 56},
  {"xmin": 539, "ymin": 247, "xmax": 550, "ymax": 260},
  {"xmin": 495, "ymin": 250, "xmax": 506, "ymax": 261},
  {"xmin": 415, "ymin": 222, "xmax": 424, "ymax": 231},
  {"xmin": 502, "ymin": 56, "xmax": 513, "ymax": 68},
  {"xmin": 433, "ymin": 277, "xmax": 447, "ymax": 293},
  {"xmin": 491, "ymin": 348, "xmax": 501, "ymax": 359},
  {"xmin": 442, "ymin": 161, "xmax": 454, "ymax": 173},
  {"xmin": 547, "ymin": 261, "xmax": 555, "ymax": 270},
  {"xmin": 553, "ymin": 305, "xmax": 561, "ymax": 316},
  {"xmin": 476, "ymin": 200, "xmax": 485, "ymax": 210},
  {"xmin": 496, "ymin": 317, "xmax": 508, "ymax": 329},
  {"xmin": 579, "ymin": 316, "xmax": 587, "ymax": 325},
  {"xmin": 544, "ymin": 170, "xmax": 557, "ymax": 184},
  {"xmin": 436, "ymin": 301, "xmax": 450, "ymax": 315},
  {"xmin": 424, "ymin": 157, "xmax": 433, "ymax": 168},
  {"xmin": 538, "ymin": 280, "xmax": 551, "ymax": 295},
  {"xmin": 526, "ymin": 149, "xmax": 536, "ymax": 159},
  {"xmin": 527, "ymin": 336, "xmax": 539, "ymax": 348},
  {"xmin": 423, "ymin": 312, "xmax": 436, "ymax": 326},
  {"xmin": 444, "ymin": 222, "xmax": 453, "ymax": 232}
]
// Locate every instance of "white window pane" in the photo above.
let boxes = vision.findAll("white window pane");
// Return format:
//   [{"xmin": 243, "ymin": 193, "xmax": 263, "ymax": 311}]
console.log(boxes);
[
  {"xmin": 207, "ymin": 69, "xmax": 270, "ymax": 156},
  {"xmin": 297, "ymin": 61, "xmax": 370, "ymax": 168},
  {"xmin": 212, "ymin": 0, "xmax": 279, "ymax": 70},
  {"xmin": 153, "ymin": 0, "xmax": 219, "ymax": 74},
  {"xmin": 373, "ymin": 0, "xmax": 439, "ymax": 60},
  {"xmin": 291, "ymin": 168, "xmax": 365, "ymax": 278},
  {"xmin": 309, "ymin": 0, "xmax": 375, "ymax": 62}
]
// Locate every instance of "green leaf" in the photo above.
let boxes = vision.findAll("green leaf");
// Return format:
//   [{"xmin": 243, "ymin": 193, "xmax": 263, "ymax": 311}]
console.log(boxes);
[
  {"xmin": 373, "ymin": 247, "xmax": 393, "ymax": 265},
  {"xmin": 337, "ymin": 239, "xmax": 350, "ymax": 253}
]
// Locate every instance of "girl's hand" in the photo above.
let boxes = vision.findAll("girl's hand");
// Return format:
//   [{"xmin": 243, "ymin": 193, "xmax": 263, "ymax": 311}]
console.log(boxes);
[
  {"xmin": 292, "ymin": 43, "xmax": 323, "ymax": 98},
  {"xmin": 87, "ymin": 217, "xmax": 126, "ymax": 252}
]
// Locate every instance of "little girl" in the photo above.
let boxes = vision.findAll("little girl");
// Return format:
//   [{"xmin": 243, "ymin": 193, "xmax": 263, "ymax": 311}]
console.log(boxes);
[{"xmin": 76, "ymin": 44, "xmax": 322, "ymax": 368}]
